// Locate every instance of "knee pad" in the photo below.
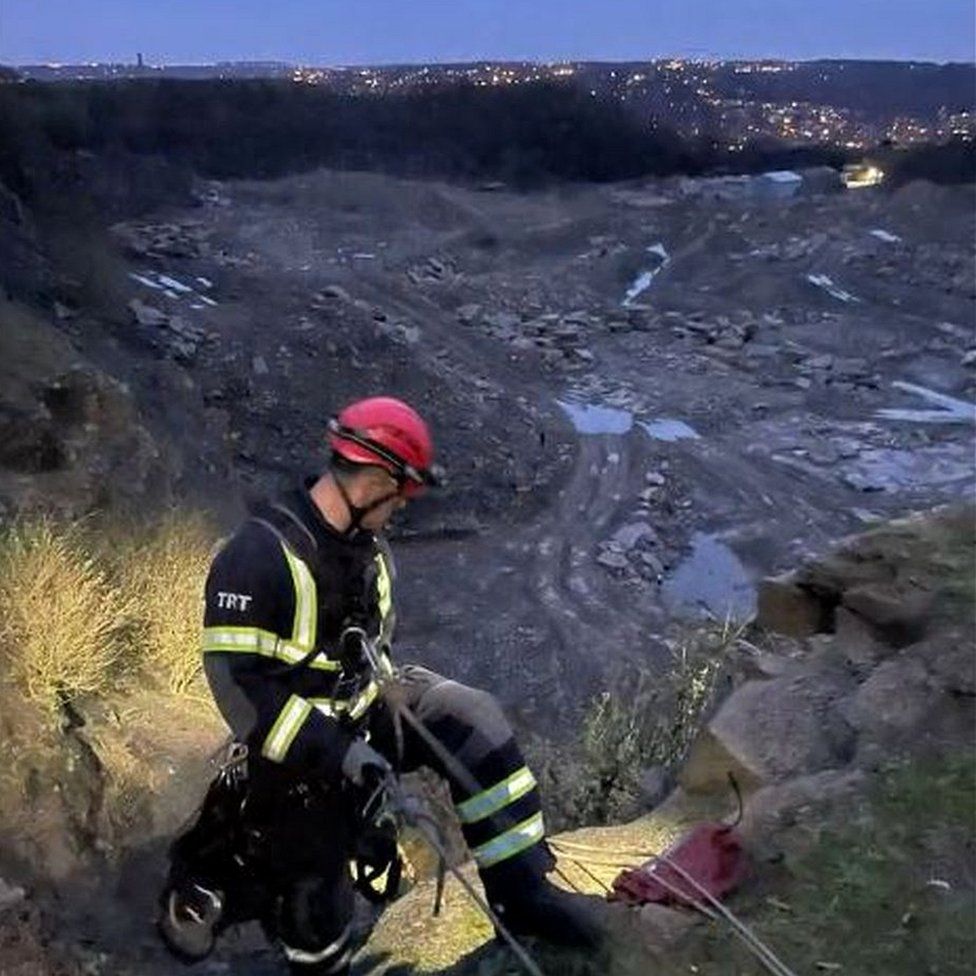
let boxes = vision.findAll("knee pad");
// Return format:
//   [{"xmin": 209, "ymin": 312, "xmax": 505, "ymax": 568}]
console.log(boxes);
[{"xmin": 418, "ymin": 681, "xmax": 514, "ymax": 768}]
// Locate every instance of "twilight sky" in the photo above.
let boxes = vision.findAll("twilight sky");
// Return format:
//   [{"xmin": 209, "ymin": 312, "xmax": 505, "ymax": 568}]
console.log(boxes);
[{"xmin": 2, "ymin": 0, "xmax": 974, "ymax": 65}]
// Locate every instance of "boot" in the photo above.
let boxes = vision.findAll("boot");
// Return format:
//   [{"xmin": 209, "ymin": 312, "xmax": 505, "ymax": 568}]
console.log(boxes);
[
  {"xmin": 485, "ymin": 875, "xmax": 605, "ymax": 949},
  {"xmin": 158, "ymin": 879, "xmax": 224, "ymax": 962}
]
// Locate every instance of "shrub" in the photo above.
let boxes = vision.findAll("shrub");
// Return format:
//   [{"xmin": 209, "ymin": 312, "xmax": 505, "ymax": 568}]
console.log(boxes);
[
  {"xmin": 0, "ymin": 519, "xmax": 132, "ymax": 709},
  {"xmin": 545, "ymin": 620, "xmax": 740, "ymax": 828},
  {"xmin": 107, "ymin": 511, "xmax": 215, "ymax": 694}
]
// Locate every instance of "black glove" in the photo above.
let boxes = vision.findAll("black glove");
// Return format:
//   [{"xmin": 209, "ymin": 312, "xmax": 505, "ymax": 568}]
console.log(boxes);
[
  {"xmin": 341, "ymin": 738, "xmax": 390, "ymax": 787},
  {"xmin": 338, "ymin": 625, "xmax": 369, "ymax": 674}
]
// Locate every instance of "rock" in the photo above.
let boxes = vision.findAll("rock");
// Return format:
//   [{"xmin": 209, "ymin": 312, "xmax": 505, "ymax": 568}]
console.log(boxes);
[
  {"xmin": 456, "ymin": 303, "xmax": 482, "ymax": 323},
  {"xmin": 638, "ymin": 551, "xmax": 665, "ymax": 578},
  {"xmin": 0, "ymin": 876, "xmax": 26, "ymax": 910},
  {"xmin": 597, "ymin": 550, "xmax": 630, "ymax": 571},
  {"xmin": 128, "ymin": 298, "xmax": 168, "ymax": 328},
  {"xmin": 319, "ymin": 284, "xmax": 351, "ymax": 302},
  {"xmin": 680, "ymin": 672, "xmax": 855, "ymax": 794},
  {"xmin": 842, "ymin": 581, "xmax": 934, "ymax": 647},
  {"xmin": 962, "ymin": 350, "xmax": 976, "ymax": 368},
  {"xmin": 612, "ymin": 521, "xmax": 659, "ymax": 550},
  {"xmin": 741, "ymin": 768, "xmax": 866, "ymax": 852},
  {"xmin": 644, "ymin": 471, "xmax": 666, "ymax": 486},
  {"xmin": 635, "ymin": 902, "xmax": 700, "ymax": 956},
  {"xmin": 757, "ymin": 572, "xmax": 831, "ymax": 636},
  {"xmin": 252, "ymin": 355, "xmax": 269, "ymax": 376},
  {"xmin": 637, "ymin": 765, "xmax": 670, "ymax": 808},
  {"xmin": 483, "ymin": 311, "xmax": 520, "ymax": 332},
  {"xmin": 847, "ymin": 655, "xmax": 939, "ymax": 760},
  {"xmin": 806, "ymin": 353, "xmax": 835, "ymax": 371},
  {"xmin": 833, "ymin": 607, "xmax": 889, "ymax": 675},
  {"xmin": 907, "ymin": 627, "xmax": 976, "ymax": 696}
]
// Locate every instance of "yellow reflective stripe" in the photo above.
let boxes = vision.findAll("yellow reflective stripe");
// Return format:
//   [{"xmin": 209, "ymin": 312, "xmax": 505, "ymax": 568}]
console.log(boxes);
[
  {"xmin": 348, "ymin": 680, "xmax": 379, "ymax": 720},
  {"xmin": 471, "ymin": 812, "xmax": 546, "ymax": 869},
  {"xmin": 310, "ymin": 698, "xmax": 340, "ymax": 718},
  {"xmin": 309, "ymin": 679, "xmax": 380, "ymax": 722},
  {"xmin": 262, "ymin": 694, "xmax": 312, "ymax": 762},
  {"xmin": 280, "ymin": 542, "xmax": 317, "ymax": 651},
  {"xmin": 375, "ymin": 552, "xmax": 393, "ymax": 622},
  {"xmin": 309, "ymin": 655, "xmax": 342, "ymax": 672},
  {"xmin": 202, "ymin": 626, "xmax": 340, "ymax": 670},
  {"xmin": 456, "ymin": 766, "xmax": 537, "ymax": 825},
  {"xmin": 273, "ymin": 642, "xmax": 342, "ymax": 671}
]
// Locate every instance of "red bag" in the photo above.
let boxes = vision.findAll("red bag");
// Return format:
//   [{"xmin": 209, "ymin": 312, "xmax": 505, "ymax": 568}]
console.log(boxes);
[{"xmin": 609, "ymin": 823, "xmax": 748, "ymax": 907}]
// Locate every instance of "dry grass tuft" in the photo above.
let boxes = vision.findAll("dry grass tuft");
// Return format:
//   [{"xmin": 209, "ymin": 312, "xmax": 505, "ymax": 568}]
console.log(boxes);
[
  {"xmin": 107, "ymin": 511, "xmax": 215, "ymax": 694},
  {"xmin": 0, "ymin": 519, "xmax": 133, "ymax": 709}
]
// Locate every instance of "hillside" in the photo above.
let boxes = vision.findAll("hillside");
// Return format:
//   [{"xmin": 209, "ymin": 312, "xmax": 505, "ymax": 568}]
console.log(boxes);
[
  {"xmin": 0, "ymin": 91, "xmax": 972, "ymax": 975},
  {"xmin": 0, "ymin": 505, "xmax": 971, "ymax": 975}
]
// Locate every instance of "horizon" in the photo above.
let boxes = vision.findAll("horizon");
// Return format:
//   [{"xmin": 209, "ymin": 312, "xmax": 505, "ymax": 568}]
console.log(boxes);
[
  {"xmin": 3, "ymin": 1, "xmax": 974, "ymax": 67},
  {"xmin": 8, "ymin": 54, "xmax": 976, "ymax": 69}
]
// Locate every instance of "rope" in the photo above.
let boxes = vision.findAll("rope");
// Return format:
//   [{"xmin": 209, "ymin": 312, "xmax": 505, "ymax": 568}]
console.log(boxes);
[
  {"xmin": 380, "ymin": 773, "xmax": 545, "ymax": 976},
  {"xmin": 548, "ymin": 838, "xmax": 797, "ymax": 976},
  {"xmin": 355, "ymin": 635, "xmax": 547, "ymax": 976},
  {"xmin": 650, "ymin": 850, "xmax": 797, "ymax": 976}
]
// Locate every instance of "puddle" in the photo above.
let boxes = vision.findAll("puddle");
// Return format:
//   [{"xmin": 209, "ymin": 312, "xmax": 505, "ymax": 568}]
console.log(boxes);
[
  {"xmin": 156, "ymin": 274, "xmax": 194, "ymax": 294},
  {"xmin": 557, "ymin": 400, "xmax": 634, "ymax": 434},
  {"xmin": 129, "ymin": 270, "xmax": 219, "ymax": 307},
  {"xmin": 661, "ymin": 533, "xmax": 756, "ymax": 620},
  {"xmin": 622, "ymin": 242, "xmax": 670, "ymax": 307},
  {"xmin": 840, "ymin": 443, "xmax": 974, "ymax": 492},
  {"xmin": 128, "ymin": 272, "xmax": 163, "ymax": 290},
  {"xmin": 876, "ymin": 381, "xmax": 976, "ymax": 425},
  {"xmin": 641, "ymin": 418, "xmax": 701, "ymax": 442},
  {"xmin": 805, "ymin": 273, "xmax": 859, "ymax": 303},
  {"xmin": 558, "ymin": 399, "xmax": 701, "ymax": 443}
]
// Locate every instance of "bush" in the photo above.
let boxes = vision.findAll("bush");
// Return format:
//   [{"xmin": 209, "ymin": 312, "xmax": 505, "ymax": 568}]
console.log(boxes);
[
  {"xmin": 0, "ymin": 519, "xmax": 132, "ymax": 709},
  {"xmin": 544, "ymin": 620, "xmax": 739, "ymax": 828},
  {"xmin": 0, "ymin": 512, "xmax": 217, "ymax": 710}
]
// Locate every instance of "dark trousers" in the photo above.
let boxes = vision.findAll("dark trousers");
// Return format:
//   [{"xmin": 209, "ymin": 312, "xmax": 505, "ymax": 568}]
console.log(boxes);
[{"xmin": 179, "ymin": 667, "xmax": 547, "ymax": 974}]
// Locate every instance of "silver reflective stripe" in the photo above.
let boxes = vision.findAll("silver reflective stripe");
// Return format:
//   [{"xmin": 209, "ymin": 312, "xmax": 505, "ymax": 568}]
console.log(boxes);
[
  {"xmin": 280, "ymin": 542, "xmax": 317, "ymax": 651},
  {"xmin": 456, "ymin": 766, "xmax": 536, "ymax": 825},
  {"xmin": 471, "ymin": 811, "xmax": 545, "ymax": 869},
  {"xmin": 202, "ymin": 626, "xmax": 278, "ymax": 655},
  {"xmin": 282, "ymin": 924, "xmax": 351, "ymax": 965},
  {"xmin": 261, "ymin": 695, "xmax": 312, "ymax": 762}
]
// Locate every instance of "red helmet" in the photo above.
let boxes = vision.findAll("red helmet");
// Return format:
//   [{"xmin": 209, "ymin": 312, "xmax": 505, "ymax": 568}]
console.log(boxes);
[{"xmin": 328, "ymin": 396, "xmax": 436, "ymax": 497}]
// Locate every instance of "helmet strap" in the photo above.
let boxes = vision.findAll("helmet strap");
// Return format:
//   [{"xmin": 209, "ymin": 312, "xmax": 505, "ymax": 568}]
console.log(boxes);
[{"xmin": 333, "ymin": 471, "xmax": 400, "ymax": 536}]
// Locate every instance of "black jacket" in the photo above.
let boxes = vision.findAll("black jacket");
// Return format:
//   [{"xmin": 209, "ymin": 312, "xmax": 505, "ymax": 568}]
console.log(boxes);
[{"xmin": 202, "ymin": 483, "xmax": 396, "ymax": 780}]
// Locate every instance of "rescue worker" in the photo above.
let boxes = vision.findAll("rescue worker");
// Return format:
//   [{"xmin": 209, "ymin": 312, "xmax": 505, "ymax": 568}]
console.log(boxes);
[{"xmin": 159, "ymin": 396, "xmax": 601, "ymax": 973}]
